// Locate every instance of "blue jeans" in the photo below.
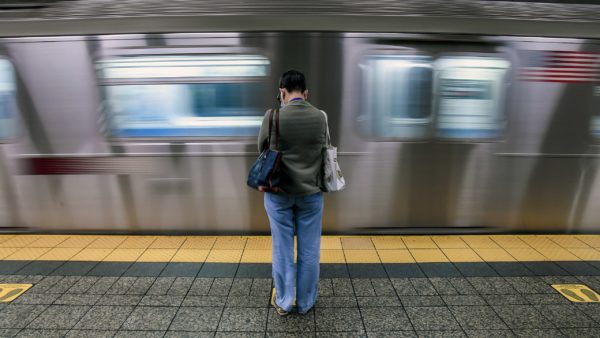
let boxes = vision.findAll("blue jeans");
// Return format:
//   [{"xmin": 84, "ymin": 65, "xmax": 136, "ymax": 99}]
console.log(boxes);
[{"xmin": 265, "ymin": 191, "xmax": 323, "ymax": 313}]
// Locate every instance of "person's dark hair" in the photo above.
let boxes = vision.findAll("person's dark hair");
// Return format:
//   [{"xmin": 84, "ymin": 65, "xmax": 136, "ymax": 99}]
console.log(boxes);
[{"xmin": 279, "ymin": 69, "xmax": 306, "ymax": 93}]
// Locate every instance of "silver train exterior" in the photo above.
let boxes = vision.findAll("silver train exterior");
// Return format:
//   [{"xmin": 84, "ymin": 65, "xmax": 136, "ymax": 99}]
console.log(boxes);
[{"xmin": 0, "ymin": 3, "xmax": 599, "ymax": 234}]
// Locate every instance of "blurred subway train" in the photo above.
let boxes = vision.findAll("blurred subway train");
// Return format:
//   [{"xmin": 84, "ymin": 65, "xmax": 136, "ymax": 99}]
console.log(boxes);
[{"xmin": 0, "ymin": 0, "xmax": 599, "ymax": 233}]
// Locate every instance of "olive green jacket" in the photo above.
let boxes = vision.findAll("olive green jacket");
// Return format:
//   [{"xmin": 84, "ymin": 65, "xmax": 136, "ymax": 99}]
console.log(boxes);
[{"xmin": 258, "ymin": 100, "xmax": 327, "ymax": 195}]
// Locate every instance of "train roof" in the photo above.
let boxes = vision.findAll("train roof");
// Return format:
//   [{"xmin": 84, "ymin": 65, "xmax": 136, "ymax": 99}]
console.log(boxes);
[{"xmin": 0, "ymin": 0, "xmax": 600, "ymax": 39}]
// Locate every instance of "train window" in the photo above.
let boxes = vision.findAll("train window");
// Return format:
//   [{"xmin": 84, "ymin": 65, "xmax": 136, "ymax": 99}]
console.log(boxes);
[
  {"xmin": 0, "ymin": 59, "xmax": 16, "ymax": 140},
  {"xmin": 96, "ymin": 55, "xmax": 270, "ymax": 138},
  {"xmin": 360, "ymin": 55, "xmax": 433, "ymax": 139},
  {"xmin": 434, "ymin": 57, "xmax": 510, "ymax": 140},
  {"xmin": 592, "ymin": 86, "xmax": 600, "ymax": 141}
]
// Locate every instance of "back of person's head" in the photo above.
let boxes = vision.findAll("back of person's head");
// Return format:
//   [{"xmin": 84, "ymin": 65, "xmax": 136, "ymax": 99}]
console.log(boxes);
[{"xmin": 279, "ymin": 70, "xmax": 307, "ymax": 93}]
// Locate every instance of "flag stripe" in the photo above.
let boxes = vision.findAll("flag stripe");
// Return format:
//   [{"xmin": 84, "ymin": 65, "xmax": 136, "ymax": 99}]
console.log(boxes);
[{"xmin": 520, "ymin": 50, "xmax": 600, "ymax": 83}]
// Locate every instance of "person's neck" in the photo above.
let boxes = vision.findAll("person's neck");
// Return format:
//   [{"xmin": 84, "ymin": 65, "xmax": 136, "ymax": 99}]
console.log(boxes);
[{"xmin": 286, "ymin": 93, "xmax": 304, "ymax": 103}]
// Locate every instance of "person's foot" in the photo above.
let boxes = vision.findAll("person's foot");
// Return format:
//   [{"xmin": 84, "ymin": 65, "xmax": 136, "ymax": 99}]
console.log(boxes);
[{"xmin": 270, "ymin": 289, "xmax": 290, "ymax": 316}]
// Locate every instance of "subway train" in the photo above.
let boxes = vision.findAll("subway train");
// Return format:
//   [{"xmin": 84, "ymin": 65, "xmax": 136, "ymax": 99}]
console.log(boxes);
[{"xmin": 0, "ymin": 0, "xmax": 599, "ymax": 233}]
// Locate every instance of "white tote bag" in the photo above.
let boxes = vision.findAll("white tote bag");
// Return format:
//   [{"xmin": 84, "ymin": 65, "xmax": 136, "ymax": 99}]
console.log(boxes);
[{"xmin": 321, "ymin": 111, "xmax": 346, "ymax": 192}]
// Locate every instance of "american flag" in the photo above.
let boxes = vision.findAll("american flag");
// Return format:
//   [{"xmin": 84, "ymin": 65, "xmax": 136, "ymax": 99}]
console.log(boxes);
[{"xmin": 519, "ymin": 50, "xmax": 600, "ymax": 83}]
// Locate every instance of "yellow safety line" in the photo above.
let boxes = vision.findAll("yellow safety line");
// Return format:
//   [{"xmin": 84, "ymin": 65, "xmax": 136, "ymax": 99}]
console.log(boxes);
[{"xmin": 0, "ymin": 234, "xmax": 598, "ymax": 264}]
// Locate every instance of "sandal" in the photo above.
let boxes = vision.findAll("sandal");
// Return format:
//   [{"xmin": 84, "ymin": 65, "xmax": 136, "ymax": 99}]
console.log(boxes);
[{"xmin": 270, "ymin": 288, "xmax": 290, "ymax": 316}]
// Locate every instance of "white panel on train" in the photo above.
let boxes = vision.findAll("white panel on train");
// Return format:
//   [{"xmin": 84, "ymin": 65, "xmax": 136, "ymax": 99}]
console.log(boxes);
[
  {"xmin": 0, "ymin": 59, "xmax": 16, "ymax": 141},
  {"xmin": 97, "ymin": 55, "xmax": 270, "ymax": 138},
  {"xmin": 434, "ymin": 57, "xmax": 510, "ymax": 140},
  {"xmin": 360, "ymin": 55, "xmax": 433, "ymax": 140}
]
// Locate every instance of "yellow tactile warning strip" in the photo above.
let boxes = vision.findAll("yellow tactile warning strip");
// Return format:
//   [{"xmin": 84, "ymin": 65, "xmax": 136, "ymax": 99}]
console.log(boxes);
[
  {"xmin": 0, "ymin": 284, "xmax": 32, "ymax": 302},
  {"xmin": 0, "ymin": 234, "xmax": 598, "ymax": 263},
  {"xmin": 552, "ymin": 284, "xmax": 600, "ymax": 302}
]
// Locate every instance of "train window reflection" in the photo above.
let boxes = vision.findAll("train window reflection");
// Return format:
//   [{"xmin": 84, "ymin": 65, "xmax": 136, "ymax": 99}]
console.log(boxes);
[
  {"xmin": 0, "ymin": 59, "xmax": 16, "ymax": 140},
  {"xmin": 360, "ymin": 56, "xmax": 433, "ymax": 139},
  {"xmin": 434, "ymin": 57, "xmax": 510, "ymax": 140},
  {"xmin": 96, "ymin": 55, "xmax": 270, "ymax": 138}
]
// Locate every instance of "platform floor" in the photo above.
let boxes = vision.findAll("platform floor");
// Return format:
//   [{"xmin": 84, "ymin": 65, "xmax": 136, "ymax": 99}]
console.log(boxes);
[{"xmin": 0, "ymin": 234, "xmax": 598, "ymax": 337}]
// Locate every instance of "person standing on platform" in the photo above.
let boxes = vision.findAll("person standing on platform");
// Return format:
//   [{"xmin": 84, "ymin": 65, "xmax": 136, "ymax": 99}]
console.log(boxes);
[{"xmin": 258, "ymin": 70, "xmax": 327, "ymax": 316}]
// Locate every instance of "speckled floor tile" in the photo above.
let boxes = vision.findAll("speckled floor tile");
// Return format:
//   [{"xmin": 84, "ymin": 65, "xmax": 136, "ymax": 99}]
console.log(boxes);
[
  {"xmin": 266, "ymin": 308, "xmax": 314, "ymax": 332},
  {"xmin": 166, "ymin": 277, "xmax": 194, "ymax": 296},
  {"xmin": 208, "ymin": 278, "xmax": 233, "ymax": 296},
  {"xmin": 215, "ymin": 333, "xmax": 264, "ymax": 338},
  {"xmin": 492, "ymin": 305, "xmax": 555, "ymax": 329},
  {"xmin": 0, "ymin": 305, "xmax": 47, "ymax": 329},
  {"xmin": 504, "ymin": 277, "xmax": 554, "ymax": 294},
  {"xmin": 15, "ymin": 329, "xmax": 68, "ymax": 338},
  {"xmin": 361, "ymin": 307, "xmax": 412, "ymax": 331},
  {"xmin": 318, "ymin": 279, "xmax": 334, "ymax": 297},
  {"xmin": 73, "ymin": 306, "xmax": 134, "ymax": 330},
  {"xmin": 441, "ymin": 295, "xmax": 486, "ymax": 306},
  {"xmin": 464, "ymin": 330, "xmax": 516, "ymax": 338},
  {"xmin": 229, "ymin": 279, "xmax": 253, "ymax": 296},
  {"xmin": 12, "ymin": 293, "xmax": 60, "ymax": 305},
  {"xmin": 250, "ymin": 278, "xmax": 272, "ymax": 297},
  {"xmin": 409, "ymin": 279, "xmax": 437, "ymax": 296},
  {"xmin": 447, "ymin": 278, "xmax": 478, "ymax": 295},
  {"xmin": 187, "ymin": 278, "xmax": 214, "ymax": 296},
  {"xmin": 560, "ymin": 328, "xmax": 600, "ymax": 338},
  {"xmin": 367, "ymin": 331, "xmax": 417, "ymax": 338},
  {"xmin": 113, "ymin": 331, "xmax": 165, "ymax": 338},
  {"xmin": 467, "ymin": 277, "xmax": 517, "ymax": 295},
  {"xmin": 351, "ymin": 279, "xmax": 376, "ymax": 296},
  {"xmin": 226, "ymin": 296, "xmax": 268, "ymax": 307},
  {"xmin": 534, "ymin": 305, "xmax": 597, "ymax": 328},
  {"xmin": 106, "ymin": 277, "xmax": 136, "ymax": 295},
  {"xmin": 525, "ymin": 294, "xmax": 571, "ymax": 305},
  {"xmin": 54, "ymin": 294, "xmax": 100, "ymax": 306},
  {"xmin": 169, "ymin": 306, "xmax": 222, "ymax": 331},
  {"xmin": 182, "ymin": 295, "xmax": 227, "ymax": 307},
  {"xmin": 315, "ymin": 296, "xmax": 358, "ymax": 308},
  {"xmin": 400, "ymin": 295, "xmax": 444, "ymax": 307},
  {"xmin": 165, "ymin": 331, "xmax": 214, "ymax": 338},
  {"xmin": 512, "ymin": 329, "xmax": 564, "ymax": 337},
  {"xmin": 125, "ymin": 277, "xmax": 155, "ymax": 295},
  {"xmin": 357, "ymin": 296, "xmax": 401, "ymax": 307},
  {"xmin": 86, "ymin": 277, "xmax": 118, "ymax": 295},
  {"xmin": 65, "ymin": 330, "xmax": 117, "ymax": 338},
  {"xmin": 315, "ymin": 307, "xmax": 364, "ymax": 332},
  {"xmin": 27, "ymin": 305, "xmax": 90, "ymax": 330},
  {"xmin": 96, "ymin": 295, "xmax": 141, "ymax": 306},
  {"xmin": 483, "ymin": 294, "xmax": 529, "ymax": 305},
  {"xmin": 370, "ymin": 279, "xmax": 396, "ymax": 296},
  {"xmin": 449, "ymin": 306, "xmax": 508, "ymax": 330},
  {"xmin": 416, "ymin": 331, "xmax": 466, "ymax": 338},
  {"xmin": 44, "ymin": 276, "xmax": 81, "ymax": 294},
  {"xmin": 165, "ymin": 331, "xmax": 215, "ymax": 338},
  {"xmin": 217, "ymin": 307, "xmax": 268, "ymax": 332},
  {"xmin": 429, "ymin": 278, "xmax": 459, "ymax": 295},
  {"xmin": 146, "ymin": 277, "xmax": 175, "ymax": 295},
  {"xmin": 391, "ymin": 279, "xmax": 418, "ymax": 295},
  {"xmin": 332, "ymin": 279, "xmax": 354, "ymax": 296},
  {"xmin": 139, "ymin": 295, "xmax": 184, "ymax": 307},
  {"xmin": 575, "ymin": 304, "xmax": 600, "ymax": 323},
  {"xmin": 68, "ymin": 277, "xmax": 100, "ymax": 294},
  {"xmin": 0, "ymin": 329, "xmax": 19, "ymax": 337},
  {"xmin": 121, "ymin": 306, "xmax": 177, "ymax": 331},
  {"xmin": 316, "ymin": 332, "xmax": 366, "ymax": 338},
  {"xmin": 405, "ymin": 307, "xmax": 461, "ymax": 331}
]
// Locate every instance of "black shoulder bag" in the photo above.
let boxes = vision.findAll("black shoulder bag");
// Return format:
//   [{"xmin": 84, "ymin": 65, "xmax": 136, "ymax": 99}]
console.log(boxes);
[{"xmin": 247, "ymin": 109, "xmax": 281, "ymax": 192}]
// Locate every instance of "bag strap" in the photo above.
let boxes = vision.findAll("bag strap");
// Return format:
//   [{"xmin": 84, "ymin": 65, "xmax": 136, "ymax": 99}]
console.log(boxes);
[
  {"xmin": 266, "ymin": 109, "xmax": 274, "ymax": 149},
  {"xmin": 321, "ymin": 110, "xmax": 331, "ymax": 146},
  {"xmin": 274, "ymin": 108, "xmax": 280, "ymax": 150}
]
